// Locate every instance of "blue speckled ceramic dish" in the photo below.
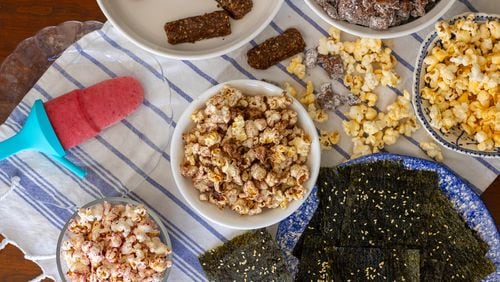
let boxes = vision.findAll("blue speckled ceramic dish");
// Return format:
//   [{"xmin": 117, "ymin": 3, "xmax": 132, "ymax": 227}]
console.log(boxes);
[
  {"xmin": 412, "ymin": 13, "xmax": 500, "ymax": 158},
  {"xmin": 276, "ymin": 153, "xmax": 500, "ymax": 281}
]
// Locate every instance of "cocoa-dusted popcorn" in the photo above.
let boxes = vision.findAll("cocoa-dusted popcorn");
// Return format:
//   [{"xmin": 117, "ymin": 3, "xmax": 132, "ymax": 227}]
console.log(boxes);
[{"xmin": 181, "ymin": 86, "xmax": 311, "ymax": 215}]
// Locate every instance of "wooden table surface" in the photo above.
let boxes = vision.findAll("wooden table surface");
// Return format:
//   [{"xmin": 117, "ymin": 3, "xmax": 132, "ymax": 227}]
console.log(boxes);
[{"xmin": 0, "ymin": 1, "xmax": 498, "ymax": 281}]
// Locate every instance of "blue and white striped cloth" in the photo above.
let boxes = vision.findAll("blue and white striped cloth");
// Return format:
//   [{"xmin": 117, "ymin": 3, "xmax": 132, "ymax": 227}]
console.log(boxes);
[{"xmin": 0, "ymin": 0, "xmax": 498, "ymax": 281}]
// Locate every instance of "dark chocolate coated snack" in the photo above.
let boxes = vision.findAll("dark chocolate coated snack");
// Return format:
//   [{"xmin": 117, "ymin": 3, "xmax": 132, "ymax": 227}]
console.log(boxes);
[
  {"xmin": 247, "ymin": 28, "xmax": 306, "ymax": 70},
  {"xmin": 164, "ymin": 11, "xmax": 231, "ymax": 44},
  {"xmin": 316, "ymin": 0, "xmax": 438, "ymax": 30},
  {"xmin": 216, "ymin": 0, "xmax": 253, "ymax": 19}
]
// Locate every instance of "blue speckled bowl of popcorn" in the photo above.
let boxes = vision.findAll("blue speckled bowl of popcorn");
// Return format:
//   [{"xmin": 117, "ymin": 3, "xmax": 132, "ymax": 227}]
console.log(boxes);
[
  {"xmin": 276, "ymin": 153, "xmax": 500, "ymax": 281},
  {"xmin": 412, "ymin": 13, "xmax": 500, "ymax": 158},
  {"xmin": 56, "ymin": 197, "xmax": 173, "ymax": 282}
]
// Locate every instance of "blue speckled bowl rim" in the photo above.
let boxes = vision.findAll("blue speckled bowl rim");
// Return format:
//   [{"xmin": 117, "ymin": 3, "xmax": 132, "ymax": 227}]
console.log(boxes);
[
  {"xmin": 412, "ymin": 13, "xmax": 500, "ymax": 158},
  {"xmin": 277, "ymin": 153, "xmax": 500, "ymax": 281}
]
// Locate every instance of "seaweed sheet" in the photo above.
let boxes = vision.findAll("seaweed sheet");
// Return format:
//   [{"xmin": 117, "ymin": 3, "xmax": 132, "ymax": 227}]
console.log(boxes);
[
  {"xmin": 385, "ymin": 248, "xmax": 420, "ymax": 282},
  {"xmin": 294, "ymin": 160, "xmax": 495, "ymax": 282},
  {"xmin": 330, "ymin": 247, "xmax": 387, "ymax": 281},
  {"xmin": 292, "ymin": 208, "xmax": 322, "ymax": 258},
  {"xmin": 317, "ymin": 167, "xmax": 350, "ymax": 245},
  {"xmin": 199, "ymin": 229, "xmax": 292, "ymax": 281},
  {"xmin": 340, "ymin": 162, "xmax": 434, "ymax": 248},
  {"xmin": 421, "ymin": 189, "xmax": 496, "ymax": 281},
  {"xmin": 296, "ymin": 235, "xmax": 335, "ymax": 282}
]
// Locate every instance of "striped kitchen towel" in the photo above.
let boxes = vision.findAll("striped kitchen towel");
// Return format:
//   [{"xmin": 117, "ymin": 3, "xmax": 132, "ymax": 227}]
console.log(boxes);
[{"xmin": 0, "ymin": 0, "xmax": 498, "ymax": 281}]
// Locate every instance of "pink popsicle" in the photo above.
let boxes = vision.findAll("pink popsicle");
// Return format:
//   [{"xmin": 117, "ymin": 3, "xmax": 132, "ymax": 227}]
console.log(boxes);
[{"xmin": 44, "ymin": 76, "xmax": 144, "ymax": 149}]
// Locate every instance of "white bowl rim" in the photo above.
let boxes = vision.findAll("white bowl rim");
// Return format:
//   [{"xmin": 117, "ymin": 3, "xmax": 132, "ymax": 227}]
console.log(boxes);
[
  {"xmin": 96, "ymin": 0, "xmax": 284, "ymax": 60},
  {"xmin": 55, "ymin": 197, "xmax": 173, "ymax": 281},
  {"xmin": 170, "ymin": 79, "xmax": 321, "ymax": 230},
  {"xmin": 304, "ymin": 0, "xmax": 456, "ymax": 39},
  {"xmin": 412, "ymin": 12, "xmax": 500, "ymax": 158}
]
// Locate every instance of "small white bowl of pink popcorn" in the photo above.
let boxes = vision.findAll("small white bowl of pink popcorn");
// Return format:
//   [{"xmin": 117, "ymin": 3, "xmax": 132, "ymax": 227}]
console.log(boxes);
[{"xmin": 56, "ymin": 197, "xmax": 173, "ymax": 282}]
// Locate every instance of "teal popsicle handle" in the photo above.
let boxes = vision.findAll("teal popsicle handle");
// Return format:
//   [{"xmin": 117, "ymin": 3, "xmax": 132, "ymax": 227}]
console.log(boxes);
[
  {"xmin": 0, "ymin": 100, "xmax": 87, "ymax": 178},
  {"xmin": 51, "ymin": 155, "xmax": 87, "ymax": 178},
  {"xmin": 0, "ymin": 133, "xmax": 26, "ymax": 160}
]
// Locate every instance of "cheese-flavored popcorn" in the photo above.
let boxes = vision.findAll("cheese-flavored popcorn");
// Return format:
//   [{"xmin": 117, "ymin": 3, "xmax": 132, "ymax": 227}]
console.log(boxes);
[
  {"xmin": 421, "ymin": 15, "xmax": 499, "ymax": 151},
  {"xmin": 420, "ymin": 141, "xmax": 444, "ymax": 162},
  {"xmin": 287, "ymin": 55, "xmax": 306, "ymax": 79},
  {"xmin": 319, "ymin": 130, "xmax": 341, "ymax": 150}
]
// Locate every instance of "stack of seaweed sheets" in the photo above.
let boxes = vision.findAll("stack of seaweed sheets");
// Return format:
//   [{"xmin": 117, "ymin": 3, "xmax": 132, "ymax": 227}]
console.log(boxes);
[{"xmin": 294, "ymin": 160, "xmax": 495, "ymax": 281}]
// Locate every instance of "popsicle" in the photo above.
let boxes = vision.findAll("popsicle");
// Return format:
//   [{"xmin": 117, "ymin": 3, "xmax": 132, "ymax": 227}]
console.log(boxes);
[
  {"xmin": 44, "ymin": 76, "xmax": 144, "ymax": 149},
  {"xmin": 0, "ymin": 76, "xmax": 144, "ymax": 178}
]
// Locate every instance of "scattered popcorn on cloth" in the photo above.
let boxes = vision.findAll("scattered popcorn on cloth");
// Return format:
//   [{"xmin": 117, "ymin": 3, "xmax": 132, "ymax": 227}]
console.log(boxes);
[{"xmin": 420, "ymin": 141, "xmax": 444, "ymax": 162}]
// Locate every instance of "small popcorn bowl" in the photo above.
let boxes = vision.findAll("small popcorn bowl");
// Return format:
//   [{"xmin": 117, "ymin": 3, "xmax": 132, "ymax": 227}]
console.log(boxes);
[
  {"xmin": 56, "ymin": 197, "xmax": 173, "ymax": 281},
  {"xmin": 412, "ymin": 13, "xmax": 500, "ymax": 158}
]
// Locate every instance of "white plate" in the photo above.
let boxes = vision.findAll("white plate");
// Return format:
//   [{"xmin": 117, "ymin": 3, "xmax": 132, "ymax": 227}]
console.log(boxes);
[
  {"xmin": 304, "ymin": 0, "xmax": 455, "ymax": 39},
  {"xmin": 97, "ymin": 0, "xmax": 284, "ymax": 60},
  {"xmin": 170, "ymin": 80, "xmax": 321, "ymax": 230}
]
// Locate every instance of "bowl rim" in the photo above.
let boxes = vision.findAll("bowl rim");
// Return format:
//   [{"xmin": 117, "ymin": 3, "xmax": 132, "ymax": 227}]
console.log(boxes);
[
  {"xmin": 412, "ymin": 12, "xmax": 500, "ymax": 158},
  {"xmin": 304, "ymin": 0, "xmax": 456, "ymax": 39},
  {"xmin": 55, "ymin": 197, "xmax": 173, "ymax": 281},
  {"xmin": 96, "ymin": 0, "xmax": 284, "ymax": 60},
  {"xmin": 170, "ymin": 79, "xmax": 321, "ymax": 230}
]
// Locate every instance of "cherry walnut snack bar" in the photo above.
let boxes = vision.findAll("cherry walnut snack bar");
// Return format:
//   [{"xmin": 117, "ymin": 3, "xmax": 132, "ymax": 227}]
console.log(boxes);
[
  {"xmin": 247, "ymin": 28, "xmax": 306, "ymax": 69},
  {"xmin": 216, "ymin": 0, "xmax": 253, "ymax": 19},
  {"xmin": 164, "ymin": 11, "xmax": 231, "ymax": 44}
]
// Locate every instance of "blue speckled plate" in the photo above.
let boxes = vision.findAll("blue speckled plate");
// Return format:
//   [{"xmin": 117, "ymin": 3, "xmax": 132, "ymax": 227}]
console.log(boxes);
[
  {"xmin": 276, "ymin": 153, "xmax": 500, "ymax": 281},
  {"xmin": 412, "ymin": 13, "xmax": 500, "ymax": 158}
]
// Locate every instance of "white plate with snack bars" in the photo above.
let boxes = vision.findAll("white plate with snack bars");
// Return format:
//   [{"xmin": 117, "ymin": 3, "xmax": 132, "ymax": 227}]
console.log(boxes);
[
  {"xmin": 305, "ymin": 0, "xmax": 456, "ymax": 39},
  {"xmin": 170, "ymin": 79, "xmax": 321, "ymax": 230},
  {"xmin": 413, "ymin": 13, "xmax": 500, "ymax": 158},
  {"xmin": 97, "ymin": 0, "xmax": 284, "ymax": 60}
]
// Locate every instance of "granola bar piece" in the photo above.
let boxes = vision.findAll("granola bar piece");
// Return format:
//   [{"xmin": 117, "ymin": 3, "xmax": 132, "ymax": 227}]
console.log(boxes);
[
  {"xmin": 216, "ymin": 0, "xmax": 253, "ymax": 19},
  {"xmin": 164, "ymin": 11, "xmax": 231, "ymax": 44},
  {"xmin": 247, "ymin": 28, "xmax": 306, "ymax": 69}
]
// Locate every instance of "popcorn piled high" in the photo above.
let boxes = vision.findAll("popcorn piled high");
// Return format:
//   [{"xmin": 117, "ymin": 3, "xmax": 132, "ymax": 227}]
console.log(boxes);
[
  {"xmin": 421, "ymin": 15, "xmax": 499, "ymax": 151},
  {"xmin": 181, "ymin": 86, "xmax": 311, "ymax": 215},
  {"xmin": 420, "ymin": 141, "xmax": 444, "ymax": 162},
  {"xmin": 343, "ymin": 91, "xmax": 419, "ymax": 158},
  {"xmin": 62, "ymin": 202, "xmax": 172, "ymax": 282}
]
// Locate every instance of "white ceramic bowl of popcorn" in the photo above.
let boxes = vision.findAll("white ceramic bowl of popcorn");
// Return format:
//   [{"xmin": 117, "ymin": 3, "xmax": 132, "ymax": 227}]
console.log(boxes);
[
  {"xmin": 305, "ymin": 0, "xmax": 456, "ymax": 39},
  {"xmin": 56, "ymin": 197, "xmax": 173, "ymax": 281},
  {"xmin": 170, "ymin": 79, "xmax": 321, "ymax": 230},
  {"xmin": 412, "ymin": 13, "xmax": 500, "ymax": 158}
]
